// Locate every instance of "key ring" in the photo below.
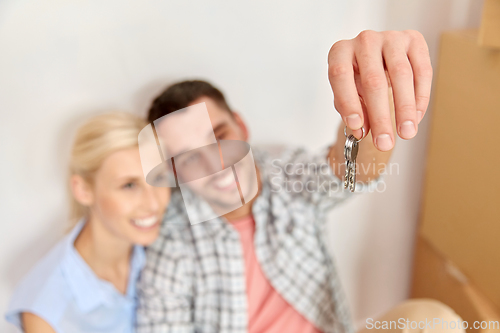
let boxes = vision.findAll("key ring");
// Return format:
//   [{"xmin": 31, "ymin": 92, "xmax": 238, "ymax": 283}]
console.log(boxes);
[{"xmin": 344, "ymin": 126, "xmax": 365, "ymax": 143}]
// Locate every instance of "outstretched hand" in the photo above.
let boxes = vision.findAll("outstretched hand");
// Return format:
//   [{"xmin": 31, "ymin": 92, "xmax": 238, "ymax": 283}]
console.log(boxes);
[{"xmin": 328, "ymin": 30, "xmax": 433, "ymax": 151}]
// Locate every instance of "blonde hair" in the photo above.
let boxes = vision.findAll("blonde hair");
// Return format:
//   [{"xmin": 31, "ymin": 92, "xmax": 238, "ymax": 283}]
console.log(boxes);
[{"xmin": 69, "ymin": 112, "xmax": 147, "ymax": 224}]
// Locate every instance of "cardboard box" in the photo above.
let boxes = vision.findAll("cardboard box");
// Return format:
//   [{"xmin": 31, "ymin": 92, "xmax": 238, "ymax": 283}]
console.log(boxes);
[
  {"xmin": 479, "ymin": 0, "xmax": 500, "ymax": 48},
  {"xmin": 411, "ymin": 237, "xmax": 500, "ymax": 333},
  {"xmin": 420, "ymin": 29, "xmax": 500, "ymax": 309}
]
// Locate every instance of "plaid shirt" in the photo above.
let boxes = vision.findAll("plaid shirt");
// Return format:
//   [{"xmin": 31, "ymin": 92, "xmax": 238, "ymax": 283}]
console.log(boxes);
[{"xmin": 137, "ymin": 147, "xmax": 380, "ymax": 333}]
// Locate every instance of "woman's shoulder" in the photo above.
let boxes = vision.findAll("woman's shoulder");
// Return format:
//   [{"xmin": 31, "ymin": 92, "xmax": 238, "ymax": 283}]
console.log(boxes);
[{"xmin": 5, "ymin": 226, "xmax": 78, "ymax": 331}]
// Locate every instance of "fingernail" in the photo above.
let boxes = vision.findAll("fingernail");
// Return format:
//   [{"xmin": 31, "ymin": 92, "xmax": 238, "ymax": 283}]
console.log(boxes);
[
  {"xmin": 375, "ymin": 134, "xmax": 393, "ymax": 151},
  {"xmin": 400, "ymin": 120, "xmax": 416, "ymax": 139},
  {"xmin": 417, "ymin": 111, "xmax": 423, "ymax": 124},
  {"xmin": 346, "ymin": 114, "xmax": 363, "ymax": 129}
]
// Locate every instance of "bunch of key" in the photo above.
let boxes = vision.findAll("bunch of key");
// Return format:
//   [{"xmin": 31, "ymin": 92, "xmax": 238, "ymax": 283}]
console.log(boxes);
[{"xmin": 343, "ymin": 126, "xmax": 365, "ymax": 192}]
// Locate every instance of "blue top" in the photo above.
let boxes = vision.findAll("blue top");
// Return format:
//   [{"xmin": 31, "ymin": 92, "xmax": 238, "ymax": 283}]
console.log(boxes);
[{"xmin": 5, "ymin": 220, "xmax": 146, "ymax": 333}]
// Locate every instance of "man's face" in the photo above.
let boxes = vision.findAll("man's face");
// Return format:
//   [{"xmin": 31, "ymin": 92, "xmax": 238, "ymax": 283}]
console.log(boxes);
[{"xmin": 155, "ymin": 96, "xmax": 256, "ymax": 215}]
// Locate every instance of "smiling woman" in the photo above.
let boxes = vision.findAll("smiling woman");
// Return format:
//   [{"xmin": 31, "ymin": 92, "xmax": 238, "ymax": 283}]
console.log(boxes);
[{"xmin": 4, "ymin": 112, "xmax": 171, "ymax": 333}]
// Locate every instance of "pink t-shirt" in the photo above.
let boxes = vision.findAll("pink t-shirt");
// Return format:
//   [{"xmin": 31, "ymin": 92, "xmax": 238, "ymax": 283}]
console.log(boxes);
[{"xmin": 230, "ymin": 215, "xmax": 322, "ymax": 333}]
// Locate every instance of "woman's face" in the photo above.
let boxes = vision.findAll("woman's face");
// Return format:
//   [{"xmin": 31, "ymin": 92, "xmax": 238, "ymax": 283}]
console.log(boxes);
[{"xmin": 87, "ymin": 147, "xmax": 170, "ymax": 246}]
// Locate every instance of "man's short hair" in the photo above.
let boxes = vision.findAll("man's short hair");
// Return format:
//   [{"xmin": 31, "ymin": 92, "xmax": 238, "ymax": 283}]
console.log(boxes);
[{"xmin": 147, "ymin": 80, "xmax": 232, "ymax": 123}]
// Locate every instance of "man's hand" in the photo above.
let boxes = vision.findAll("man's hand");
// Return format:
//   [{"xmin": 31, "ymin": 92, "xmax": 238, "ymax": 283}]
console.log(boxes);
[{"xmin": 327, "ymin": 30, "xmax": 433, "ymax": 151}]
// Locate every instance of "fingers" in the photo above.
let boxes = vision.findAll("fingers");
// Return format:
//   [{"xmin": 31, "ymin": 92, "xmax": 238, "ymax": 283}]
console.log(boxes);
[
  {"xmin": 383, "ymin": 33, "xmax": 418, "ymax": 140},
  {"xmin": 406, "ymin": 30, "xmax": 433, "ymax": 124},
  {"xmin": 329, "ymin": 29, "xmax": 432, "ymax": 150},
  {"xmin": 352, "ymin": 96, "xmax": 371, "ymax": 140},
  {"xmin": 328, "ymin": 40, "xmax": 364, "ymax": 131},
  {"xmin": 355, "ymin": 30, "xmax": 394, "ymax": 151}
]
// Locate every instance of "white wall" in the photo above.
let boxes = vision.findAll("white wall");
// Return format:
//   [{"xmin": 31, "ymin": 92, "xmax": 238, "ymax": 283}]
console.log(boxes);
[
  {"xmin": 328, "ymin": 0, "xmax": 483, "ymax": 327},
  {"xmin": 0, "ymin": 0, "xmax": 483, "ymax": 331}
]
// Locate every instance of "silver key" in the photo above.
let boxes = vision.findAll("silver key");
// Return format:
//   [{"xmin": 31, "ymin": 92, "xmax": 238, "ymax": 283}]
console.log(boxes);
[
  {"xmin": 343, "ymin": 126, "xmax": 365, "ymax": 192},
  {"xmin": 344, "ymin": 134, "xmax": 358, "ymax": 191}
]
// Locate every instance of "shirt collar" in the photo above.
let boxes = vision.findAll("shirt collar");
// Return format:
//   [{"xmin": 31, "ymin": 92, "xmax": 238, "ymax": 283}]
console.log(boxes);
[
  {"xmin": 61, "ymin": 219, "xmax": 145, "ymax": 313},
  {"xmin": 127, "ymin": 244, "xmax": 145, "ymax": 297}
]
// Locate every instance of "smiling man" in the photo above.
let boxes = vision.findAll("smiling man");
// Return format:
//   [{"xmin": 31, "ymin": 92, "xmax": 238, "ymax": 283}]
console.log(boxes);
[
  {"xmin": 149, "ymin": 101, "xmax": 259, "ymax": 223},
  {"xmin": 136, "ymin": 30, "xmax": 443, "ymax": 333}
]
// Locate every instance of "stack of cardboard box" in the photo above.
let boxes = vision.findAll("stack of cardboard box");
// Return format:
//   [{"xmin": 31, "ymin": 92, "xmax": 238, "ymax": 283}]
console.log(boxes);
[{"xmin": 411, "ymin": 1, "xmax": 500, "ymax": 332}]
